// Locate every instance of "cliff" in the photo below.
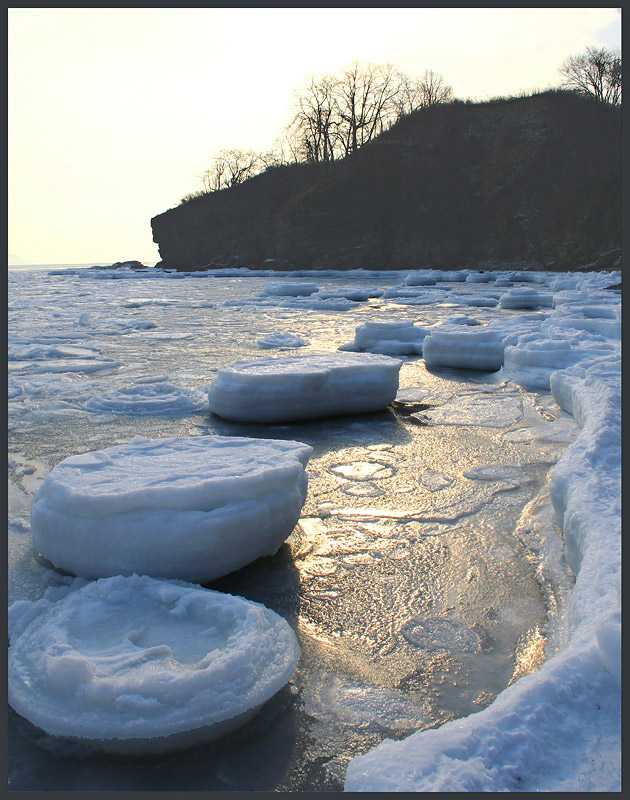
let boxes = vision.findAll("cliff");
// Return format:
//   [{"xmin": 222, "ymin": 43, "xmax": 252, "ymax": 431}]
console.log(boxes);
[{"xmin": 151, "ymin": 91, "xmax": 621, "ymax": 272}]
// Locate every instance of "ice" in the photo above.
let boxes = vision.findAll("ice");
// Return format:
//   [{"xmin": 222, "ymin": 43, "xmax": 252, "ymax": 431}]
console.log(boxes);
[
  {"xmin": 502, "ymin": 328, "xmax": 617, "ymax": 390},
  {"xmin": 7, "ymin": 265, "xmax": 621, "ymax": 790},
  {"xmin": 263, "ymin": 282, "xmax": 318, "ymax": 297},
  {"xmin": 256, "ymin": 332, "xmax": 309, "ymax": 350},
  {"xmin": 415, "ymin": 391, "xmax": 524, "ymax": 428},
  {"xmin": 86, "ymin": 382, "xmax": 210, "ymax": 416},
  {"xmin": 207, "ymin": 352, "xmax": 402, "ymax": 423},
  {"xmin": 422, "ymin": 327, "xmax": 504, "ymax": 372},
  {"xmin": 8, "ymin": 574, "xmax": 299, "ymax": 753},
  {"xmin": 400, "ymin": 617, "xmax": 481, "ymax": 653},
  {"xmin": 30, "ymin": 435, "xmax": 312, "ymax": 582},
  {"xmin": 339, "ymin": 319, "xmax": 429, "ymax": 356},
  {"xmin": 498, "ymin": 287, "xmax": 553, "ymax": 309},
  {"xmin": 344, "ymin": 321, "xmax": 621, "ymax": 793},
  {"xmin": 318, "ymin": 287, "xmax": 383, "ymax": 302},
  {"xmin": 303, "ymin": 671, "xmax": 427, "ymax": 732},
  {"xmin": 403, "ymin": 272, "xmax": 437, "ymax": 286},
  {"xmin": 465, "ymin": 272, "xmax": 494, "ymax": 283}
]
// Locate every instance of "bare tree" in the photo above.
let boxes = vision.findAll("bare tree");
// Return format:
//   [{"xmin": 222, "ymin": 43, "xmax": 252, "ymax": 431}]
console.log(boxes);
[
  {"xmin": 391, "ymin": 70, "xmax": 426, "ymax": 119},
  {"xmin": 288, "ymin": 72, "xmax": 339, "ymax": 163},
  {"xmin": 287, "ymin": 62, "xmax": 454, "ymax": 162},
  {"xmin": 201, "ymin": 149, "xmax": 264, "ymax": 192},
  {"xmin": 188, "ymin": 59, "xmax": 455, "ymax": 201},
  {"xmin": 334, "ymin": 61, "xmax": 402, "ymax": 156},
  {"xmin": 418, "ymin": 68, "xmax": 454, "ymax": 107},
  {"xmin": 559, "ymin": 46, "xmax": 622, "ymax": 106}
]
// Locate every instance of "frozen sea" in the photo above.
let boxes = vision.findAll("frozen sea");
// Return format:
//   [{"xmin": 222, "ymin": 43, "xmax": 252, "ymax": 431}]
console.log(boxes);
[{"xmin": 7, "ymin": 263, "xmax": 621, "ymax": 792}]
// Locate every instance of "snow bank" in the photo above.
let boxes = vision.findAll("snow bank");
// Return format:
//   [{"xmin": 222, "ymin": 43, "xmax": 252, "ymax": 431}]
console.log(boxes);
[
  {"xmin": 207, "ymin": 352, "xmax": 402, "ymax": 423},
  {"xmin": 339, "ymin": 319, "xmax": 429, "ymax": 356},
  {"xmin": 31, "ymin": 435, "xmax": 312, "ymax": 583},
  {"xmin": 8, "ymin": 574, "xmax": 299, "ymax": 753},
  {"xmin": 345, "ymin": 310, "xmax": 621, "ymax": 792}
]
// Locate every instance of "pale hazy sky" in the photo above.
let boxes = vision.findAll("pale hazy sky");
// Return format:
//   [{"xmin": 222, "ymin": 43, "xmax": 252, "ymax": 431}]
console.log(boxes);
[{"xmin": 8, "ymin": 8, "xmax": 621, "ymax": 265}]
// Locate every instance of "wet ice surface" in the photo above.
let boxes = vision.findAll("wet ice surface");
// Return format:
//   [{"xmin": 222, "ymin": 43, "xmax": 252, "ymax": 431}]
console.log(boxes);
[{"xmin": 8, "ymin": 267, "xmax": 580, "ymax": 791}]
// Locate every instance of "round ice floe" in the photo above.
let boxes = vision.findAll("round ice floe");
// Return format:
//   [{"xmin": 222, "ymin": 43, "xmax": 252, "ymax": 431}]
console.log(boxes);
[
  {"xmin": 31, "ymin": 435, "xmax": 312, "ymax": 582},
  {"xmin": 207, "ymin": 352, "xmax": 402, "ymax": 423},
  {"xmin": 8, "ymin": 574, "xmax": 300, "ymax": 753},
  {"xmin": 86, "ymin": 383, "xmax": 209, "ymax": 416}
]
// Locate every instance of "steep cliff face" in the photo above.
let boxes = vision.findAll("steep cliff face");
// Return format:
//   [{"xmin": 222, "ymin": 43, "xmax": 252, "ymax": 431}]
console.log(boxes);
[{"xmin": 151, "ymin": 92, "xmax": 621, "ymax": 271}]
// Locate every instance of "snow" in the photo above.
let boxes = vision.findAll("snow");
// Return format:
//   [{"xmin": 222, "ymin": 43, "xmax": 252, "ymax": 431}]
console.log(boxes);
[
  {"xmin": 30, "ymin": 435, "xmax": 312, "ymax": 582},
  {"xmin": 207, "ymin": 352, "xmax": 402, "ymax": 423},
  {"xmin": 8, "ymin": 574, "xmax": 300, "ymax": 753}
]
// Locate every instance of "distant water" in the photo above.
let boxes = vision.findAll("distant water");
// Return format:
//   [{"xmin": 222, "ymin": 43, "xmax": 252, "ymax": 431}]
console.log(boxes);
[{"xmin": 8, "ymin": 263, "xmax": 574, "ymax": 792}]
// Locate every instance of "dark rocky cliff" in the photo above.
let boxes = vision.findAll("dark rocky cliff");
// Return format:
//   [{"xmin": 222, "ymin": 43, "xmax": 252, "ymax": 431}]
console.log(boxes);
[{"xmin": 151, "ymin": 91, "xmax": 621, "ymax": 272}]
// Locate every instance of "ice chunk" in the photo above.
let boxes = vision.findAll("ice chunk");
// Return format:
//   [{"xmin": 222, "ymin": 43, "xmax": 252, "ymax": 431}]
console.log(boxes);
[
  {"xmin": 86, "ymin": 383, "xmax": 209, "ymax": 416},
  {"xmin": 499, "ymin": 288, "xmax": 553, "ymax": 309},
  {"xmin": 31, "ymin": 435, "xmax": 312, "ymax": 582},
  {"xmin": 207, "ymin": 352, "xmax": 402, "ymax": 423},
  {"xmin": 340, "ymin": 319, "xmax": 429, "ymax": 356},
  {"xmin": 422, "ymin": 328, "xmax": 504, "ymax": 372},
  {"xmin": 8, "ymin": 574, "xmax": 299, "ymax": 753},
  {"xmin": 256, "ymin": 332, "xmax": 308, "ymax": 350},
  {"xmin": 318, "ymin": 287, "xmax": 383, "ymax": 302},
  {"xmin": 503, "ymin": 329, "xmax": 617, "ymax": 390},
  {"xmin": 403, "ymin": 272, "xmax": 437, "ymax": 286},
  {"xmin": 263, "ymin": 282, "xmax": 318, "ymax": 297}
]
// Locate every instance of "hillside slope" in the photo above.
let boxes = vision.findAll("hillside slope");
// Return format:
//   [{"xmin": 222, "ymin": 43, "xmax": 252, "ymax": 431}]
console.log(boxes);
[{"xmin": 151, "ymin": 92, "xmax": 621, "ymax": 272}]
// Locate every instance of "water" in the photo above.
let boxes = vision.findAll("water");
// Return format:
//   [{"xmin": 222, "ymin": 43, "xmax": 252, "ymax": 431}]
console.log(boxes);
[{"xmin": 7, "ymin": 265, "xmax": 575, "ymax": 791}]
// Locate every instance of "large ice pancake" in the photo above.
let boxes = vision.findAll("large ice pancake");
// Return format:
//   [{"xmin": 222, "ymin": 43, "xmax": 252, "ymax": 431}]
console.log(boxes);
[
  {"xmin": 30, "ymin": 435, "xmax": 312, "ymax": 582},
  {"xmin": 422, "ymin": 327, "xmax": 504, "ymax": 372},
  {"xmin": 207, "ymin": 352, "xmax": 403, "ymax": 423},
  {"xmin": 8, "ymin": 575, "xmax": 300, "ymax": 754}
]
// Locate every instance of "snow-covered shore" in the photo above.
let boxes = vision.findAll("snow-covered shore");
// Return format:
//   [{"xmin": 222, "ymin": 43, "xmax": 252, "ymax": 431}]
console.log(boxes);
[{"xmin": 345, "ymin": 277, "xmax": 621, "ymax": 792}]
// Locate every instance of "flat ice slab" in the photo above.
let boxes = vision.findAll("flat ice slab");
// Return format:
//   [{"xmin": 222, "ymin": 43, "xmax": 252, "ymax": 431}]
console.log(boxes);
[
  {"xmin": 340, "ymin": 319, "xmax": 429, "ymax": 356},
  {"xmin": 31, "ymin": 435, "xmax": 312, "ymax": 582},
  {"xmin": 8, "ymin": 574, "xmax": 300, "ymax": 753},
  {"xmin": 422, "ymin": 327, "xmax": 504, "ymax": 372},
  {"xmin": 207, "ymin": 352, "xmax": 403, "ymax": 423}
]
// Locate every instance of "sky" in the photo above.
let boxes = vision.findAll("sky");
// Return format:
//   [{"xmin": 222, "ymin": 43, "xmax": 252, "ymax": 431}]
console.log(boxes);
[{"xmin": 8, "ymin": 8, "xmax": 622, "ymax": 266}]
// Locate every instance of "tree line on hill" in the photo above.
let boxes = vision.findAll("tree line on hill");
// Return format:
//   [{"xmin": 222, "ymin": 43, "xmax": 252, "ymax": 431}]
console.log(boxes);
[{"xmin": 181, "ymin": 45, "xmax": 621, "ymax": 203}]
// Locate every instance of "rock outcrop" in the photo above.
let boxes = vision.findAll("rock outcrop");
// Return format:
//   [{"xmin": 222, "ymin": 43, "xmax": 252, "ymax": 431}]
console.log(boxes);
[{"xmin": 151, "ymin": 91, "xmax": 621, "ymax": 272}]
